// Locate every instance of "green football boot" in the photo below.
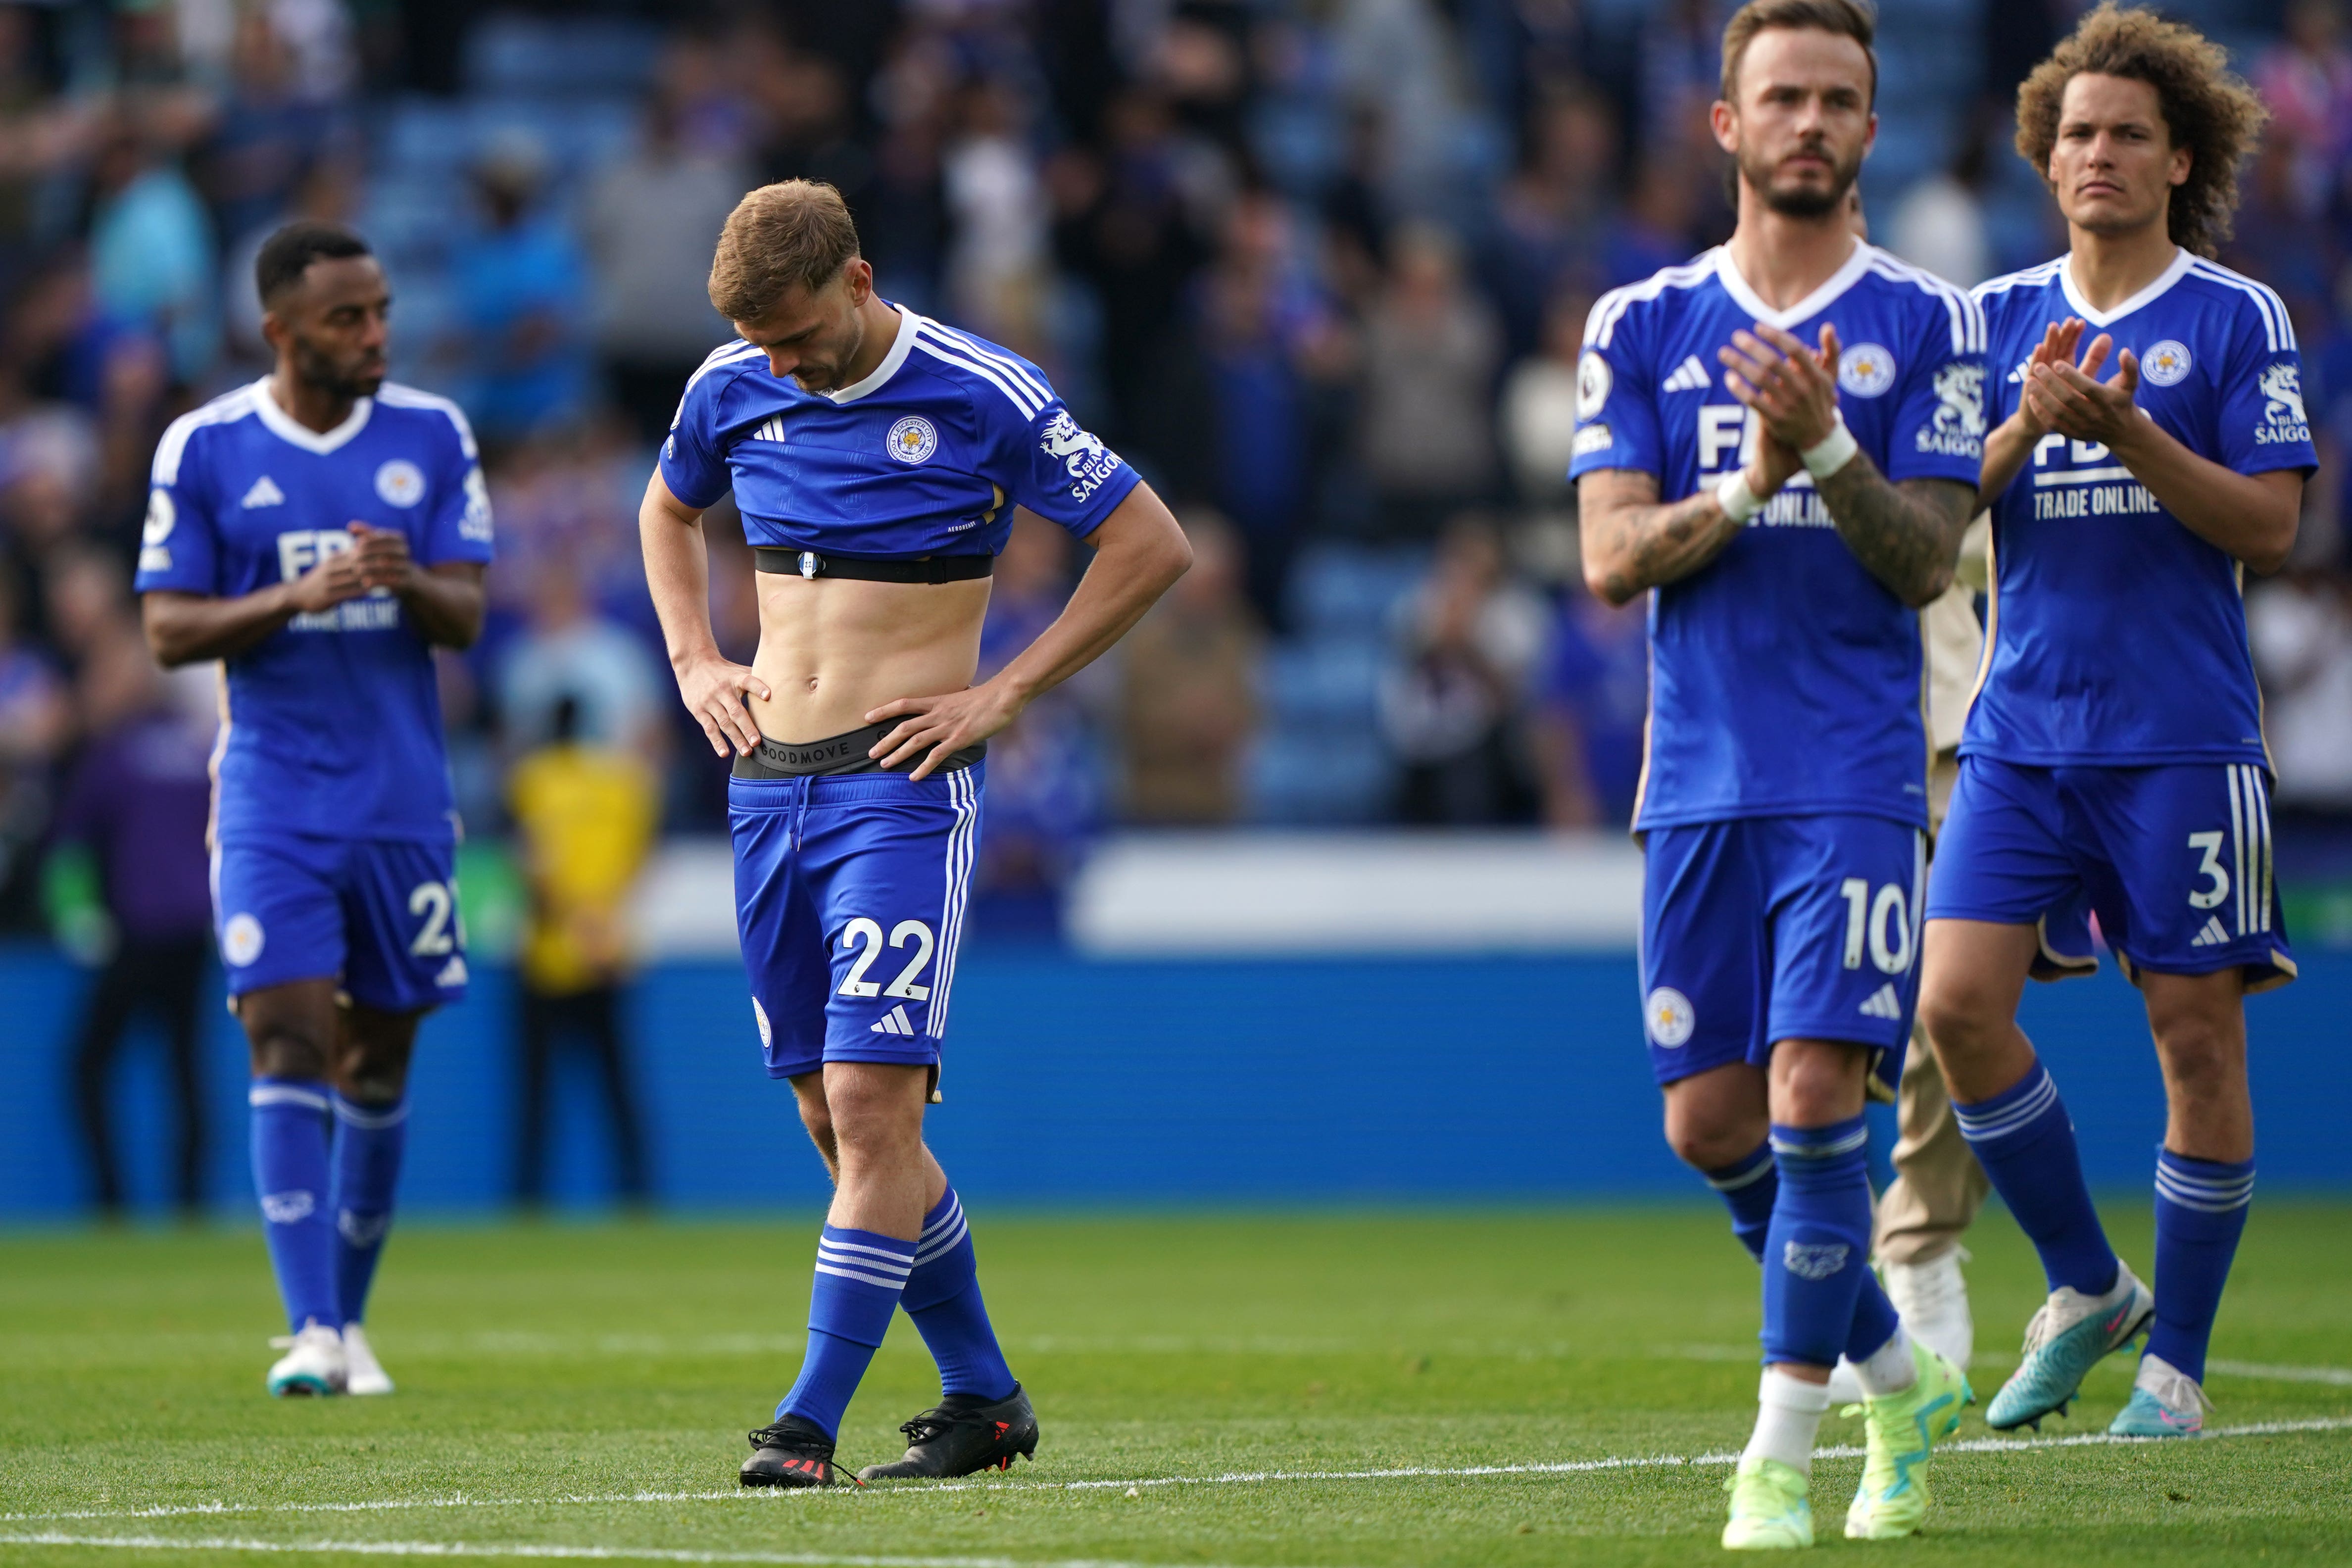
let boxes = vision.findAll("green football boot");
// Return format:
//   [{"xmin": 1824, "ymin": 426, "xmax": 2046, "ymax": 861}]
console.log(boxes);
[
  {"xmin": 1722, "ymin": 1456, "xmax": 1814, "ymax": 1550},
  {"xmin": 2108, "ymin": 1354, "xmax": 2209, "ymax": 1438},
  {"xmin": 1986, "ymin": 1262, "xmax": 2154, "ymax": 1430},
  {"xmin": 1844, "ymin": 1338, "xmax": 1973, "ymax": 1540}
]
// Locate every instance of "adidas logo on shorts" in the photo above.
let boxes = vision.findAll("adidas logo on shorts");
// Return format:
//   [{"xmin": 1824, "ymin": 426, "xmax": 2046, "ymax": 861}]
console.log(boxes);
[
  {"xmin": 870, "ymin": 1004, "xmax": 919, "ymax": 1036},
  {"xmin": 1858, "ymin": 982, "xmax": 1903, "ymax": 1020},
  {"xmin": 2190, "ymin": 916, "xmax": 2230, "ymax": 948}
]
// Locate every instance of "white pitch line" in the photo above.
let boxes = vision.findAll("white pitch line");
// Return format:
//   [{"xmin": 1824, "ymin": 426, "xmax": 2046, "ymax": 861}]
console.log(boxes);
[
  {"xmin": 2208, "ymin": 1359, "xmax": 2352, "ymax": 1387},
  {"xmin": 8, "ymin": 1415, "xmax": 2348, "ymax": 1532},
  {"xmin": 0, "ymin": 1534, "xmax": 1288, "ymax": 1568}
]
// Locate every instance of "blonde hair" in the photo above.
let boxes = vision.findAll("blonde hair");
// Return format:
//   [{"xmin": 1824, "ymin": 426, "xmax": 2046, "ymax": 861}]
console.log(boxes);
[{"xmin": 707, "ymin": 180, "xmax": 862, "ymax": 322}]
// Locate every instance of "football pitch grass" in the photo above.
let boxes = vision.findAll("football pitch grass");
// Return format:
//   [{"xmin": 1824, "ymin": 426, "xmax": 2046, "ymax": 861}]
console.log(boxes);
[{"xmin": 4, "ymin": 1206, "xmax": 2349, "ymax": 1566}]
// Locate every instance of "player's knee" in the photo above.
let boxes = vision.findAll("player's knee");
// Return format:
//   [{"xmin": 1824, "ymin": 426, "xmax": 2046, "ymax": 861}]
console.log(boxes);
[
  {"xmin": 824, "ymin": 1072, "xmax": 924, "ymax": 1162},
  {"xmin": 2152, "ymin": 1015, "xmax": 2243, "ymax": 1096},
  {"xmin": 249, "ymin": 1024, "xmax": 330, "ymax": 1082},
  {"xmin": 1915, "ymin": 980, "xmax": 1998, "ymax": 1060},
  {"xmin": 1662, "ymin": 1103, "xmax": 1761, "ymax": 1171}
]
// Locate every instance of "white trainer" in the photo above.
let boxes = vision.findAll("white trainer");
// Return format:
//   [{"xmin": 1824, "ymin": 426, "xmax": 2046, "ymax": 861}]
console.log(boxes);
[
  {"xmin": 266, "ymin": 1322, "xmax": 346, "ymax": 1397},
  {"xmin": 1884, "ymin": 1248, "xmax": 1973, "ymax": 1372},
  {"xmin": 342, "ymin": 1323, "xmax": 394, "ymax": 1395}
]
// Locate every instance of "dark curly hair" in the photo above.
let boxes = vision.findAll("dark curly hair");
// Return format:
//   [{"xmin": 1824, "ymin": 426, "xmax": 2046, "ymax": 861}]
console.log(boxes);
[{"xmin": 2014, "ymin": 3, "xmax": 2267, "ymax": 258}]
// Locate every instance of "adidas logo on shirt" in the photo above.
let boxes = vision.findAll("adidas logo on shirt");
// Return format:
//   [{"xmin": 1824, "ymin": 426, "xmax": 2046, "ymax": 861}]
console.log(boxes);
[
  {"xmin": 241, "ymin": 475, "xmax": 286, "ymax": 508},
  {"xmin": 2190, "ymin": 916, "xmax": 2230, "ymax": 948},
  {"xmin": 1858, "ymin": 982, "xmax": 1904, "ymax": 1021},
  {"xmin": 870, "ymin": 1004, "xmax": 919, "ymax": 1036},
  {"xmin": 749, "ymin": 416, "xmax": 787, "ymax": 442},
  {"xmin": 1662, "ymin": 355, "xmax": 1711, "ymax": 393}
]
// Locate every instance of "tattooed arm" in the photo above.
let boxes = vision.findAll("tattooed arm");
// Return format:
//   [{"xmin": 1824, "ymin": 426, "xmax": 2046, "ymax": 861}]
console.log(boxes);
[
  {"xmin": 1720, "ymin": 321, "xmax": 1976, "ymax": 609},
  {"xmin": 1579, "ymin": 428, "xmax": 1801, "ymax": 607},
  {"xmin": 1812, "ymin": 461, "xmax": 1979, "ymax": 608}
]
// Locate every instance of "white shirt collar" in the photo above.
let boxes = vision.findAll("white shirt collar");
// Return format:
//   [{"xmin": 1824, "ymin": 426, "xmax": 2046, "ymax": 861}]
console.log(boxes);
[
  {"xmin": 827, "ymin": 305, "xmax": 916, "ymax": 404},
  {"xmin": 1709, "ymin": 238, "xmax": 1876, "ymax": 330},
  {"xmin": 250, "ymin": 377, "xmax": 374, "ymax": 454},
  {"xmin": 2059, "ymin": 245, "xmax": 2195, "ymax": 328}
]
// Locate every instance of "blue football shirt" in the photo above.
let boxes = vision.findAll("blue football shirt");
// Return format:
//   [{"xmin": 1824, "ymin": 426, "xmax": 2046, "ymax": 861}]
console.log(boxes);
[
  {"xmin": 1569, "ymin": 243, "xmax": 1989, "ymax": 831},
  {"xmin": 1967, "ymin": 249, "xmax": 2315, "ymax": 768},
  {"xmin": 660, "ymin": 305, "xmax": 1139, "ymax": 554},
  {"xmin": 132, "ymin": 379, "xmax": 494, "ymax": 844}
]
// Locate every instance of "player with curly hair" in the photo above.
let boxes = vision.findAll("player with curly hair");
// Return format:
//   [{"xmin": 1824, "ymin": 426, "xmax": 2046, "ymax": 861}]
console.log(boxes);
[{"xmin": 1920, "ymin": 3, "xmax": 2308, "ymax": 1440}]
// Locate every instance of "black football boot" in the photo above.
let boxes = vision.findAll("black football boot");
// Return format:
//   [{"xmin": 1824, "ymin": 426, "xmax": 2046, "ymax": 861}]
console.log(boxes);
[
  {"xmin": 740, "ymin": 1414, "xmax": 858, "ymax": 1488},
  {"xmin": 856, "ymin": 1384, "xmax": 1039, "ymax": 1480}
]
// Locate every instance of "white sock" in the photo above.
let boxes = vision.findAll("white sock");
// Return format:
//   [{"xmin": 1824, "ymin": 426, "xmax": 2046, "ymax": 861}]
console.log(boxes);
[
  {"xmin": 1853, "ymin": 1324, "xmax": 1918, "ymax": 1398},
  {"xmin": 1744, "ymin": 1369, "xmax": 1832, "ymax": 1475}
]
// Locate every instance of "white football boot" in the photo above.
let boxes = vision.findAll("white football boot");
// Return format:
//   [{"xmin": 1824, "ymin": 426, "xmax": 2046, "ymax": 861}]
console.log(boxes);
[
  {"xmin": 1884, "ymin": 1247, "xmax": 1973, "ymax": 1372},
  {"xmin": 1824, "ymin": 1249, "xmax": 1973, "ymax": 1405},
  {"xmin": 266, "ymin": 1322, "xmax": 346, "ymax": 1397},
  {"xmin": 342, "ymin": 1323, "xmax": 395, "ymax": 1395}
]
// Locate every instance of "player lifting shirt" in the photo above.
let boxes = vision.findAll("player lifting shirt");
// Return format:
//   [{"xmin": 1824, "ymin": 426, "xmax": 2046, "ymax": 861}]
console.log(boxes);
[
  {"xmin": 640, "ymin": 180, "xmax": 1190, "ymax": 1486},
  {"xmin": 1570, "ymin": 1, "xmax": 1981, "ymax": 1547},
  {"xmin": 1920, "ymin": 3, "xmax": 2309, "ymax": 1442},
  {"xmin": 136, "ymin": 223, "xmax": 493, "ymax": 1397}
]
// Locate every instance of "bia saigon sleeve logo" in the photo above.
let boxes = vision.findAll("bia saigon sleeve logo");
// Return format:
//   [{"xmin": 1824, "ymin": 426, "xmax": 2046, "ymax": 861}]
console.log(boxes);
[
  {"xmin": 1916, "ymin": 362, "xmax": 1986, "ymax": 459},
  {"xmin": 2256, "ymin": 363, "xmax": 2310, "ymax": 445},
  {"xmin": 1038, "ymin": 409, "xmax": 1122, "ymax": 503}
]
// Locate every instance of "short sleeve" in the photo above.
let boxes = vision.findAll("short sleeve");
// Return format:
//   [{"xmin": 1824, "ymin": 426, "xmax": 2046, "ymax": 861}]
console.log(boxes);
[
  {"xmin": 980, "ymin": 394, "xmax": 1140, "ymax": 540},
  {"xmin": 420, "ymin": 403, "xmax": 495, "ymax": 565},
  {"xmin": 1883, "ymin": 294, "xmax": 1987, "ymax": 486},
  {"xmin": 1971, "ymin": 287, "xmax": 2024, "ymax": 433},
  {"xmin": 659, "ymin": 359, "xmax": 738, "ymax": 510},
  {"xmin": 2212, "ymin": 299, "xmax": 2318, "ymax": 477},
  {"xmin": 1566, "ymin": 294, "xmax": 1662, "ymax": 483},
  {"xmin": 132, "ymin": 418, "xmax": 222, "ymax": 595}
]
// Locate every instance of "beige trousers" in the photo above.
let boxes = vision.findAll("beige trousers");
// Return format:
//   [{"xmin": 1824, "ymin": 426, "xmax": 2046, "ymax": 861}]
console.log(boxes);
[{"xmin": 1873, "ymin": 750, "xmax": 1990, "ymax": 1266}]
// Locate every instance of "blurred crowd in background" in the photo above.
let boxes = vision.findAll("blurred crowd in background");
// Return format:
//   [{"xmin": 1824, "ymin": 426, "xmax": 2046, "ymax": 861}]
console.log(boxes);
[{"xmin": 5, "ymin": 0, "xmax": 2352, "ymax": 972}]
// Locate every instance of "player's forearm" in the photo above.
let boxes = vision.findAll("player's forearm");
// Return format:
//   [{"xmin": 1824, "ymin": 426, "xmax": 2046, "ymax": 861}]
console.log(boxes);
[
  {"xmin": 1814, "ymin": 460, "xmax": 1975, "ymax": 608},
  {"xmin": 1579, "ymin": 490, "xmax": 1742, "ymax": 606},
  {"xmin": 2110, "ymin": 420, "xmax": 2301, "ymax": 573},
  {"xmin": 1978, "ymin": 412, "xmax": 2044, "ymax": 504},
  {"xmin": 638, "ymin": 492, "xmax": 722, "ymax": 671},
  {"xmin": 990, "ymin": 487, "xmax": 1191, "ymax": 708},
  {"xmin": 141, "ymin": 587, "xmax": 298, "ymax": 666},
  {"xmin": 397, "ymin": 564, "xmax": 486, "ymax": 649}
]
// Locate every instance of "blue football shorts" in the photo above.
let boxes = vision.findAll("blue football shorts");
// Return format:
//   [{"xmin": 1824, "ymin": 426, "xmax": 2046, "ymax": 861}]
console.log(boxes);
[
  {"xmin": 730, "ymin": 760, "xmax": 983, "ymax": 1080},
  {"xmin": 1927, "ymin": 756, "xmax": 2294, "ymax": 992},
  {"xmin": 1640, "ymin": 814, "xmax": 1928, "ymax": 1095},
  {"xmin": 211, "ymin": 832, "xmax": 468, "ymax": 1013}
]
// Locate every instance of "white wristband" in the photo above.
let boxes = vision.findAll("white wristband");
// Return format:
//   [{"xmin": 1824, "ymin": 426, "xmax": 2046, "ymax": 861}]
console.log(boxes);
[
  {"xmin": 1802, "ymin": 418, "xmax": 1860, "ymax": 479},
  {"xmin": 1715, "ymin": 469, "xmax": 1764, "ymax": 524}
]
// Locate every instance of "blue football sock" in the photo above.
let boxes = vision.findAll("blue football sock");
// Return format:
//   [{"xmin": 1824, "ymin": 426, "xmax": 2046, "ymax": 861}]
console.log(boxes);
[
  {"xmin": 249, "ymin": 1078, "xmax": 340, "ymax": 1333},
  {"xmin": 330, "ymin": 1094, "xmax": 408, "ymax": 1326},
  {"xmin": 1953, "ymin": 1063, "xmax": 2118, "ymax": 1297},
  {"xmin": 778, "ymin": 1225, "xmax": 915, "ymax": 1438},
  {"xmin": 901, "ymin": 1188, "xmax": 1016, "ymax": 1401},
  {"xmin": 1703, "ymin": 1142, "xmax": 1779, "ymax": 1262},
  {"xmin": 2146, "ymin": 1149, "xmax": 2254, "ymax": 1384},
  {"xmin": 1762, "ymin": 1117, "xmax": 1880, "ymax": 1370}
]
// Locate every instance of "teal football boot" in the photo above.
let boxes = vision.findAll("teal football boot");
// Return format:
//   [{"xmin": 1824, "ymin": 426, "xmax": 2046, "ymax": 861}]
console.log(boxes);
[
  {"xmin": 1986, "ymin": 1263, "xmax": 2153, "ymax": 1430},
  {"xmin": 2108, "ymin": 1354, "xmax": 2209, "ymax": 1438}
]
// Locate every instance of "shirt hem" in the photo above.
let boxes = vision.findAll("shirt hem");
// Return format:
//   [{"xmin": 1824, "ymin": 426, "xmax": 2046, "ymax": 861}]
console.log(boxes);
[
  {"xmin": 1957, "ymin": 741, "xmax": 2272, "ymax": 770},
  {"xmin": 1634, "ymin": 800, "xmax": 1929, "ymax": 833}
]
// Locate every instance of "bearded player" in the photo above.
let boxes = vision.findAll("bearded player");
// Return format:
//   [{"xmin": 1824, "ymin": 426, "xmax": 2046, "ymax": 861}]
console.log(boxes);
[
  {"xmin": 1572, "ymin": 1, "xmax": 1984, "ymax": 1546},
  {"xmin": 1921, "ymin": 3, "xmax": 2304, "ymax": 1440},
  {"xmin": 641, "ymin": 181, "xmax": 1189, "ymax": 1486},
  {"xmin": 137, "ymin": 222, "xmax": 492, "ymax": 1396}
]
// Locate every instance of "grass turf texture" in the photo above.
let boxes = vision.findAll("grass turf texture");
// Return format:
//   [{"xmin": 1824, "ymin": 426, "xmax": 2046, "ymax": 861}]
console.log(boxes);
[{"xmin": 2, "ymin": 1206, "xmax": 2348, "ymax": 1566}]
